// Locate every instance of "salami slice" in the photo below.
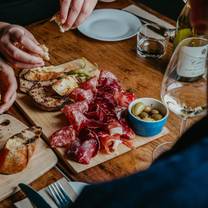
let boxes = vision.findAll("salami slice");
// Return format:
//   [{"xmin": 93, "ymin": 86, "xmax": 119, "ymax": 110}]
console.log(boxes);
[
  {"xmin": 67, "ymin": 137, "xmax": 99, "ymax": 164},
  {"xmin": 70, "ymin": 88, "xmax": 94, "ymax": 103},
  {"xmin": 50, "ymin": 126, "xmax": 76, "ymax": 148}
]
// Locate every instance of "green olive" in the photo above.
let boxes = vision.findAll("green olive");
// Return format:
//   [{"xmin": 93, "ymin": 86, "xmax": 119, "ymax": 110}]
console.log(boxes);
[
  {"xmin": 150, "ymin": 109, "xmax": 160, "ymax": 114},
  {"xmin": 143, "ymin": 106, "xmax": 152, "ymax": 113},
  {"xmin": 132, "ymin": 102, "xmax": 145, "ymax": 116},
  {"xmin": 139, "ymin": 111, "xmax": 149, "ymax": 119},
  {"xmin": 143, "ymin": 117, "xmax": 155, "ymax": 122},
  {"xmin": 151, "ymin": 113, "xmax": 163, "ymax": 120}
]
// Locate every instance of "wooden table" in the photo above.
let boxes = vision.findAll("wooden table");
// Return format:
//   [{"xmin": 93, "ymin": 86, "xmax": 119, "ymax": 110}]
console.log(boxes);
[{"xmin": 0, "ymin": 0, "xmax": 181, "ymax": 207}]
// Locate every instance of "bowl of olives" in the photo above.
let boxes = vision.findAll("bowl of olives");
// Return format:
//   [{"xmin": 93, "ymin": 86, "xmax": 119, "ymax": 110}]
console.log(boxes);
[{"xmin": 128, "ymin": 98, "xmax": 169, "ymax": 137}]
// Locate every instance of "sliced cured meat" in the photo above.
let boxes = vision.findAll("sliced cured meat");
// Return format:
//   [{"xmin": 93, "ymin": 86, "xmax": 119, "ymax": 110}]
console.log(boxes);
[
  {"xmin": 67, "ymin": 138, "xmax": 99, "ymax": 164},
  {"xmin": 108, "ymin": 120, "xmax": 123, "ymax": 136},
  {"xmin": 120, "ymin": 138, "xmax": 133, "ymax": 148},
  {"xmin": 87, "ymin": 100, "xmax": 116, "ymax": 123},
  {"xmin": 114, "ymin": 106, "xmax": 127, "ymax": 120},
  {"xmin": 114, "ymin": 90, "xmax": 136, "ymax": 108},
  {"xmin": 98, "ymin": 71, "xmax": 121, "ymax": 93},
  {"xmin": 99, "ymin": 133, "xmax": 122, "ymax": 154},
  {"xmin": 79, "ymin": 128, "xmax": 100, "ymax": 152},
  {"xmin": 70, "ymin": 88, "xmax": 94, "ymax": 103},
  {"xmin": 62, "ymin": 100, "xmax": 89, "ymax": 114},
  {"xmin": 98, "ymin": 71, "xmax": 118, "ymax": 86},
  {"xmin": 120, "ymin": 119, "xmax": 135, "ymax": 140},
  {"xmin": 29, "ymin": 86, "xmax": 69, "ymax": 111},
  {"xmin": 63, "ymin": 110, "xmax": 89, "ymax": 132},
  {"xmin": 80, "ymin": 76, "xmax": 98, "ymax": 93},
  {"xmin": 50, "ymin": 126, "xmax": 76, "ymax": 148}
]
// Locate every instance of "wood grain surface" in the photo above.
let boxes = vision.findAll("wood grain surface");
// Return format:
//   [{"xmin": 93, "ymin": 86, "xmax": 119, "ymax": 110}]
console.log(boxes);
[
  {"xmin": 0, "ymin": 0, "xmax": 183, "ymax": 207},
  {"xmin": 0, "ymin": 114, "xmax": 57, "ymax": 201}
]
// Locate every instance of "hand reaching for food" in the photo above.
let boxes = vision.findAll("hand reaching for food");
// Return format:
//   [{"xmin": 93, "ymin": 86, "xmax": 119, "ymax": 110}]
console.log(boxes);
[
  {"xmin": 0, "ymin": 24, "xmax": 49, "ymax": 69},
  {"xmin": 0, "ymin": 58, "xmax": 17, "ymax": 114},
  {"xmin": 52, "ymin": 0, "xmax": 98, "ymax": 32}
]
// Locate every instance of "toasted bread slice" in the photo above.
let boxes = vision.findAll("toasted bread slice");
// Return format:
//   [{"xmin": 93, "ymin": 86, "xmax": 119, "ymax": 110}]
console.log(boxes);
[
  {"xmin": 0, "ymin": 127, "xmax": 41, "ymax": 175},
  {"xmin": 23, "ymin": 58, "xmax": 99, "ymax": 81},
  {"xmin": 19, "ymin": 69, "xmax": 56, "ymax": 93},
  {"xmin": 29, "ymin": 85, "xmax": 70, "ymax": 111}
]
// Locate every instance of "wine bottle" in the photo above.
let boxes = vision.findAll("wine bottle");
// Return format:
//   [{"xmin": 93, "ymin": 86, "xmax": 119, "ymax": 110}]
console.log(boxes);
[
  {"xmin": 174, "ymin": 0, "xmax": 208, "ymax": 82},
  {"xmin": 174, "ymin": 0, "xmax": 192, "ymax": 48},
  {"xmin": 176, "ymin": 38, "xmax": 208, "ymax": 82}
]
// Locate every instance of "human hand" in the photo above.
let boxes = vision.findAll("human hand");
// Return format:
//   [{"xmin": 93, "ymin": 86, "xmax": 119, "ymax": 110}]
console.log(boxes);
[
  {"xmin": 59, "ymin": 0, "xmax": 98, "ymax": 30},
  {"xmin": 0, "ymin": 24, "xmax": 45, "ymax": 69},
  {"xmin": 0, "ymin": 58, "xmax": 17, "ymax": 114}
]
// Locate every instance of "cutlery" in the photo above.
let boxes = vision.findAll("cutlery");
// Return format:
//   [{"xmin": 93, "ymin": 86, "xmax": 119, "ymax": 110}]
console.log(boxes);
[
  {"xmin": 124, "ymin": 10, "xmax": 176, "ymax": 38},
  {"xmin": 46, "ymin": 181, "xmax": 73, "ymax": 208},
  {"xmin": 19, "ymin": 183, "xmax": 51, "ymax": 208}
]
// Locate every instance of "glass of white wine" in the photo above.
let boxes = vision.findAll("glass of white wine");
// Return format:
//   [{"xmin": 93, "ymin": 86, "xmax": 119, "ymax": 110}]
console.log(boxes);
[
  {"xmin": 161, "ymin": 37, "xmax": 207, "ymax": 135},
  {"xmin": 152, "ymin": 37, "xmax": 207, "ymax": 161}
]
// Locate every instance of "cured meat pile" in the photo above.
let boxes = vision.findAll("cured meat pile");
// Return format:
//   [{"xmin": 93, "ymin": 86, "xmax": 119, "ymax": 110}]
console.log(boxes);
[{"xmin": 50, "ymin": 71, "xmax": 136, "ymax": 164}]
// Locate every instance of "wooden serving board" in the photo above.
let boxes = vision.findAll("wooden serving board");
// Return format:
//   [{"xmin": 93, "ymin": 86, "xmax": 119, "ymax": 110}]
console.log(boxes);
[
  {"xmin": 0, "ymin": 114, "xmax": 57, "ymax": 201},
  {"xmin": 16, "ymin": 59, "xmax": 169, "ymax": 173}
]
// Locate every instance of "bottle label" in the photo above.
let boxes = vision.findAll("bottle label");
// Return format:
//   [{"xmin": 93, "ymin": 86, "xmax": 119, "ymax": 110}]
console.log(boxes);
[{"xmin": 177, "ymin": 45, "xmax": 207, "ymax": 78}]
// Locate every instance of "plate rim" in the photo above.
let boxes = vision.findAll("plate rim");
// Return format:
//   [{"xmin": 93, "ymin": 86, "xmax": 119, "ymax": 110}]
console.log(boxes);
[{"xmin": 78, "ymin": 8, "xmax": 141, "ymax": 42}]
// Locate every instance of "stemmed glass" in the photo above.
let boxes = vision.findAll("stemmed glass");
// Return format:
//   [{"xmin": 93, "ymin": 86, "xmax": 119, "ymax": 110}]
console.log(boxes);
[
  {"xmin": 153, "ymin": 37, "xmax": 207, "ymax": 160},
  {"xmin": 161, "ymin": 37, "xmax": 207, "ymax": 135}
]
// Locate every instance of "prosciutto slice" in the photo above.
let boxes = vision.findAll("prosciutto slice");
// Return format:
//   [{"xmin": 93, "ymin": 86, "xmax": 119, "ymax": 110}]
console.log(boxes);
[{"xmin": 99, "ymin": 133, "xmax": 122, "ymax": 154}]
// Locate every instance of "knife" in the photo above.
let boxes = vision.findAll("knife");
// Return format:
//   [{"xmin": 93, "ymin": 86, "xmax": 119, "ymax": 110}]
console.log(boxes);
[
  {"xmin": 123, "ymin": 10, "xmax": 176, "ymax": 38},
  {"xmin": 19, "ymin": 183, "xmax": 51, "ymax": 208}
]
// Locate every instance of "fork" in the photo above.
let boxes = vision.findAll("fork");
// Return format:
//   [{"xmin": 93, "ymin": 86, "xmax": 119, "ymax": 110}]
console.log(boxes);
[{"xmin": 46, "ymin": 181, "xmax": 73, "ymax": 208}]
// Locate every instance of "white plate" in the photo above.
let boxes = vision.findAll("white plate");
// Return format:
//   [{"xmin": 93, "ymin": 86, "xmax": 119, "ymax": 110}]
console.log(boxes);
[{"xmin": 78, "ymin": 9, "xmax": 141, "ymax": 41}]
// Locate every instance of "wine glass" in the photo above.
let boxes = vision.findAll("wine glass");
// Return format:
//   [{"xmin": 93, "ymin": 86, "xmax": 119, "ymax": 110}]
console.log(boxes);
[
  {"xmin": 153, "ymin": 37, "xmax": 207, "ymax": 160},
  {"xmin": 161, "ymin": 36, "xmax": 207, "ymax": 135}
]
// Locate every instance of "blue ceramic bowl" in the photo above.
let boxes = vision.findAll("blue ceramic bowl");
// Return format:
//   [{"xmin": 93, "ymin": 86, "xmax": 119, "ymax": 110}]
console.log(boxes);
[{"xmin": 128, "ymin": 98, "xmax": 169, "ymax": 137}]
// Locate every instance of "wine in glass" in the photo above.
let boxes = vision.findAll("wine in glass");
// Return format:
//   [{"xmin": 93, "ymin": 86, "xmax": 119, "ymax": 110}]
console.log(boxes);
[
  {"xmin": 152, "ymin": 37, "xmax": 207, "ymax": 161},
  {"xmin": 161, "ymin": 37, "xmax": 207, "ymax": 135}
]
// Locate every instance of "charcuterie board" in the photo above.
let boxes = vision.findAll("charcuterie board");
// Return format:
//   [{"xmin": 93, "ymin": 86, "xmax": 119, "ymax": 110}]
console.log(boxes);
[
  {"xmin": 15, "ymin": 59, "xmax": 169, "ymax": 173},
  {"xmin": 0, "ymin": 114, "xmax": 57, "ymax": 201}
]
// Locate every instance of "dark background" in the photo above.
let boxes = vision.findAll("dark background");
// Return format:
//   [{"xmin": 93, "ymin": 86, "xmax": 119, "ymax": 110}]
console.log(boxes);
[{"xmin": 138, "ymin": 0, "xmax": 185, "ymax": 20}]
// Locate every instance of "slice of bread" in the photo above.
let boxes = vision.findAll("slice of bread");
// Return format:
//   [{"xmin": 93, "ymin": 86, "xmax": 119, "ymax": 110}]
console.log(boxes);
[{"xmin": 0, "ymin": 127, "xmax": 41, "ymax": 175}]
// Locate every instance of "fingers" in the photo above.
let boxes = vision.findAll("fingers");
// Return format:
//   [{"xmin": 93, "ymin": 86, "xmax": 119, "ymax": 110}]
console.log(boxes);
[
  {"xmin": 63, "ymin": 0, "xmax": 84, "ymax": 30},
  {"xmin": 11, "ymin": 27, "xmax": 45, "ymax": 57},
  {"xmin": 60, "ymin": 0, "xmax": 72, "ymax": 24},
  {"xmin": 3, "ymin": 54, "xmax": 44, "ymax": 69},
  {"xmin": 3, "ymin": 42, "xmax": 44, "ymax": 65},
  {"xmin": 18, "ymin": 36, "xmax": 45, "ymax": 56},
  {"xmin": 0, "ymin": 92, "xmax": 16, "ymax": 114},
  {"xmin": 73, "ymin": 0, "xmax": 97, "ymax": 28}
]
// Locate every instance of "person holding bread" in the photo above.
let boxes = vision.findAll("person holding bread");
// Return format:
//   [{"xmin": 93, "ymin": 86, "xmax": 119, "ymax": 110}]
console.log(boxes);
[{"xmin": 0, "ymin": 0, "xmax": 98, "ymax": 114}]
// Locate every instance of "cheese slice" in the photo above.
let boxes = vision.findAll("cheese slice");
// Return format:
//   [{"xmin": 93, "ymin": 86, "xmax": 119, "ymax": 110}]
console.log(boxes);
[{"xmin": 52, "ymin": 76, "xmax": 78, "ymax": 96}]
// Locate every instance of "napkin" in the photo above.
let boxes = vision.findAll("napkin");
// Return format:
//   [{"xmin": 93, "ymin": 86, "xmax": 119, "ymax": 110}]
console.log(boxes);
[
  {"xmin": 14, "ymin": 178, "xmax": 88, "ymax": 208},
  {"xmin": 123, "ymin": 4, "xmax": 175, "ymax": 29}
]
